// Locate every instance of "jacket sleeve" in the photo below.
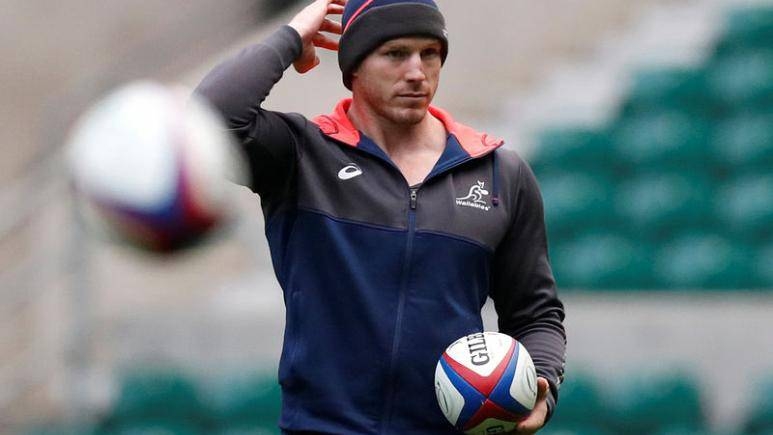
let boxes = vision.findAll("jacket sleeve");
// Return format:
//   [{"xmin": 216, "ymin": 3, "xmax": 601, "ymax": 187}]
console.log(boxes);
[
  {"xmin": 489, "ymin": 158, "xmax": 566, "ymax": 422},
  {"xmin": 193, "ymin": 25, "xmax": 304, "ymax": 199}
]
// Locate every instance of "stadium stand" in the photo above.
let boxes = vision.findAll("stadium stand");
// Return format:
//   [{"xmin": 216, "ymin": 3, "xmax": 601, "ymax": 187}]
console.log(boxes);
[
  {"xmin": 535, "ymin": 3, "xmax": 773, "ymax": 291},
  {"xmin": 24, "ymin": 368, "xmax": 742, "ymax": 435},
  {"xmin": 22, "ymin": 369, "xmax": 282, "ymax": 435}
]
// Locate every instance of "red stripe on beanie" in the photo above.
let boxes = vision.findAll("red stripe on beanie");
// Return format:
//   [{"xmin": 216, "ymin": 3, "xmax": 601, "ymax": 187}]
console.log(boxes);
[{"xmin": 344, "ymin": 0, "xmax": 375, "ymax": 32}]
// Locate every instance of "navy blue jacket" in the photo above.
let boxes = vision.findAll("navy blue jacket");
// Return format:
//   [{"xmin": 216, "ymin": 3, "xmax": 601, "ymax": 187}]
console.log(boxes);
[{"xmin": 195, "ymin": 25, "xmax": 566, "ymax": 435}]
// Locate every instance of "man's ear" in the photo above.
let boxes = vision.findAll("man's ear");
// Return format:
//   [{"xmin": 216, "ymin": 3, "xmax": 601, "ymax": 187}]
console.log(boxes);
[{"xmin": 348, "ymin": 68, "xmax": 361, "ymax": 90}]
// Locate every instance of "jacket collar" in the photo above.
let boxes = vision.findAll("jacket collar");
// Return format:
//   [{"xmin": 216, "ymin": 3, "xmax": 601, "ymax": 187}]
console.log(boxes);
[{"xmin": 312, "ymin": 98, "xmax": 504, "ymax": 158}]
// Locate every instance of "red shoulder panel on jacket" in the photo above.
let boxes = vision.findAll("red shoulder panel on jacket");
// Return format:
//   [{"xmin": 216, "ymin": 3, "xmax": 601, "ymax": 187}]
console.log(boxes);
[
  {"xmin": 311, "ymin": 99, "xmax": 360, "ymax": 147},
  {"xmin": 428, "ymin": 106, "xmax": 504, "ymax": 157}
]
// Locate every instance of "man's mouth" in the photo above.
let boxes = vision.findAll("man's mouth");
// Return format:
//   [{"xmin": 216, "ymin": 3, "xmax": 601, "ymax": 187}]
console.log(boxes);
[{"xmin": 397, "ymin": 93, "xmax": 428, "ymax": 99}]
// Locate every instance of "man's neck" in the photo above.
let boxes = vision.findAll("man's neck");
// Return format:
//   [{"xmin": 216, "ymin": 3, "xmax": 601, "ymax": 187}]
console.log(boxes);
[
  {"xmin": 347, "ymin": 99, "xmax": 446, "ymax": 157},
  {"xmin": 347, "ymin": 98, "xmax": 448, "ymax": 186}
]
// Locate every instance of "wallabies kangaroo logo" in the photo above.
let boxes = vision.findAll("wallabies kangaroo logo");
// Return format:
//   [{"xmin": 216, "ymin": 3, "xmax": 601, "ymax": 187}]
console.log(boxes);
[{"xmin": 456, "ymin": 181, "xmax": 491, "ymax": 211}]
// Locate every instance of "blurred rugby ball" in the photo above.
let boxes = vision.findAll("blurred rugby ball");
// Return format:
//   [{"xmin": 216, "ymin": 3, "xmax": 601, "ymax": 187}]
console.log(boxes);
[
  {"xmin": 67, "ymin": 81, "xmax": 244, "ymax": 253},
  {"xmin": 435, "ymin": 332, "xmax": 537, "ymax": 434}
]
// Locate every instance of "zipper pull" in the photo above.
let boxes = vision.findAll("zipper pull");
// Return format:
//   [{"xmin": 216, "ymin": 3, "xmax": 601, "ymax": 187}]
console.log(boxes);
[{"xmin": 409, "ymin": 188, "xmax": 418, "ymax": 210}]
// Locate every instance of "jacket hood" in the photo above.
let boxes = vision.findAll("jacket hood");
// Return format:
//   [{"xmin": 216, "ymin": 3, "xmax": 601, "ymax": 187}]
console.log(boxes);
[{"xmin": 313, "ymin": 98, "xmax": 504, "ymax": 158}]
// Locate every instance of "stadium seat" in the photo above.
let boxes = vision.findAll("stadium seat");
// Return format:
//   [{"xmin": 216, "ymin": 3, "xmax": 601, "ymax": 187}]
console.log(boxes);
[
  {"xmin": 622, "ymin": 67, "xmax": 712, "ymax": 117},
  {"xmin": 741, "ymin": 377, "xmax": 773, "ymax": 434},
  {"xmin": 755, "ymin": 241, "xmax": 773, "ymax": 289},
  {"xmin": 103, "ymin": 421, "xmax": 201, "ymax": 435},
  {"xmin": 715, "ymin": 175, "xmax": 773, "ymax": 242},
  {"xmin": 22, "ymin": 423, "xmax": 97, "ymax": 435},
  {"xmin": 653, "ymin": 233, "xmax": 751, "ymax": 289},
  {"xmin": 547, "ymin": 372, "xmax": 608, "ymax": 429},
  {"xmin": 611, "ymin": 111, "xmax": 711, "ymax": 171},
  {"xmin": 215, "ymin": 426, "xmax": 280, "ymax": 435},
  {"xmin": 107, "ymin": 369, "xmax": 205, "ymax": 427},
  {"xmin": 529, "ymin": 127, "xmax": 614, "ymax": 177},
  {"xmin": 711, "ymin": 113, "xmax": 773, "ymax": 174},
  {"xmin": 714, "ymin": 6, "xmax": 773, "ymax": 56},
  {"xmin": 651, "ymin": 426, "xmax": 718, "ymax": 435},
  {"xmin": 539, "ymin": 425, "xmax": 615, "ymax": 435},
  {"xmin": 614, "ymin": 172, "xmax": 714, "ymax": 241},
  {"xmin": 606, "ymin": 373, "xmax": 705, "ymax": 434},
  {"xmin": 538, "ymin": 172, "xmax": 616, "ymax": 240},
  {"xmin": 202, "ymin": 372, "xmax": 281, "ymax": 431},
  {"xmin": 707, "ymin": 51, "xmax": 773, "ymax": 110},
  {"xmin": 550, "ymin": 232, "xmax": 653, "ymax": 290}
]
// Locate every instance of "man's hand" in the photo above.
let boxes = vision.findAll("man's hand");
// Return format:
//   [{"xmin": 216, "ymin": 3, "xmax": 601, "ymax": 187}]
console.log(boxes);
[
  {"xmin": 288, "ymin": 0, "xmax": 346, "ymax": 73},
  {"xmin": 511, "ymin": 377, "xmax": 551, "ymax": 434}
]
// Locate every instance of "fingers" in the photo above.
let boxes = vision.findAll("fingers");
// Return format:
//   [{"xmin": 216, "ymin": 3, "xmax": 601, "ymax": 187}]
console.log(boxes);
[
  {"xmin": 536, "ymin": 377, "xmax": 549, "ymax": 399},
  {"xmin": 320, "ymin": 18, "xmax": 343, "ymax": 34},
  {"xmin": 515, "ymin": 406, "xmax": 546, "ymax": 434},
  {"xmin": 328, "ymin": 3, "xmax": 345, "ymax": 15},
  {"xmin": 289, "ymin": 0, "xmax": 344, "ymax": 41},
  {"xmin": 513, "ymin": 378, "xmax": 550, "ymax": 434},
  {"xmin": 290, "ymin": 0, "xmax": 344, "ymax": 72},
  {"xmin": 323, "ymin": 0, "xmax": 345, "ymax": 15},
  {"xmin": 312, "ymin": 33, "xmax": 340, "ymax": 51},
  {"xmin": 311, "ymin": 18, "xmax": 342, "ymax": 52},
  {"xmin": 515, "ymin": 414, "xmax": 542, "ymax": 434}
]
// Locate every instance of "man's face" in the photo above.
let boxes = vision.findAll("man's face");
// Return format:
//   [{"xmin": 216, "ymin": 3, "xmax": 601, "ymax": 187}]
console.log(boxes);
[{"xmin": 351, "ymin": 37, "xmax": 443, "ymax": 126}]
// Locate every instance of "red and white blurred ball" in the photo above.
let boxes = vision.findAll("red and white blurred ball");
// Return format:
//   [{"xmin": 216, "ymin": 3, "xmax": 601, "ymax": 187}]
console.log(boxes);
[{"xmin": 67, "ymin": 81, "xmax": 244, "ymax": 253}]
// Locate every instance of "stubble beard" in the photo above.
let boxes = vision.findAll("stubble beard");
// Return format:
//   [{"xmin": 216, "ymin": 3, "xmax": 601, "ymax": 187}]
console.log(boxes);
[
  {"xmin": 380, "ymin": 98, "xmax": 430, "ymax": 126},
  {"xmin": 390, "ymin": 107, "xmax": 426, "ymax": 126},
  {"xmin": 354, "ymin": 82, "xmax": 432, "ymax": 127}
]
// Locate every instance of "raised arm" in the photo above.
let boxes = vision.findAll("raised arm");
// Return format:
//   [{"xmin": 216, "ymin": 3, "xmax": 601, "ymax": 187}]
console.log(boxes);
[
  {"xmin": 192, "ymin": 0, "xmax": 344, "ymax": 197},
  {"xmin": 195, "ymin": 0, "xmax": 344, "ymax": 126}
]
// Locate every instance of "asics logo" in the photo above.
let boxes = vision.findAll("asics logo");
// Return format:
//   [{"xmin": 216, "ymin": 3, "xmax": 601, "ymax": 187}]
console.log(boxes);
[{"xmin": 338, "ymin": 164, "xmax": 363, "ymax": 180}]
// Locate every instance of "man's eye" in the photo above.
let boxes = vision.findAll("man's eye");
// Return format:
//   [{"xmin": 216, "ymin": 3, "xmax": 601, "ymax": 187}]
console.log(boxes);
[
  {"xmin": 422, "ymin": 49, "xmax": 440, "ymax": 59},
  {"xmin": 386, "ymin": 50, "xmax": 407, "ymax": 59}
]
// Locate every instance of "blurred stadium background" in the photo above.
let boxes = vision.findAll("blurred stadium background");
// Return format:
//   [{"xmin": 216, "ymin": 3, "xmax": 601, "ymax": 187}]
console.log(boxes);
[{"xmin": 2, "ymin": 0, "xmax": 773, "ymax": 433}]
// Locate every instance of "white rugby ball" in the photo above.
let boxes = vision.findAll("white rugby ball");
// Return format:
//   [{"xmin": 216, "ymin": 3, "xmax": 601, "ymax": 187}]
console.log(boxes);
[
  {"xmin": 67, "ymin": 81, "xmax": 244, "ymax": 253},
  {"xmin": 435, "ymin": 332, "xmax": 538, "ymax": 434}
]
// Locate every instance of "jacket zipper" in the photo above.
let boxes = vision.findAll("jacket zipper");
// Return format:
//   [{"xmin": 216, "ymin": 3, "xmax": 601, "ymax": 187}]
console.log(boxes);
[{"xmin": 380, "ymin": 186, "xmax": 418, "ymax": 433}]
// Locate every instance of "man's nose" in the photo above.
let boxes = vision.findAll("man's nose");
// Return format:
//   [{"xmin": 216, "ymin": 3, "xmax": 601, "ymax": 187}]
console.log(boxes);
[{"xmin": 404, "ymin": 53, "xmax": 427, "ymax": 81}]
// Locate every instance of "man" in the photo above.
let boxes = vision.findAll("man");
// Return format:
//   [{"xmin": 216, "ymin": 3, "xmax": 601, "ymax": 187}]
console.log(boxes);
[{"xmin": 195, "ymin": 0, "xmax": 566, "ymax": 433}]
